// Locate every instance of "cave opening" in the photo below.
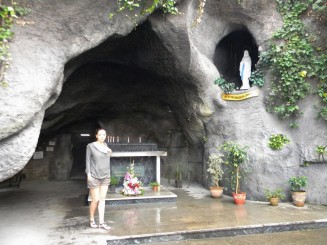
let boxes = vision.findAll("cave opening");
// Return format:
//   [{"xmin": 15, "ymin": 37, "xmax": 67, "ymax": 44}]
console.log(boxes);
[
  {"xmin": 27, "ymin": 21, "xmax": 203, "ymax": 183},
  {"xmin": 214, "ymin": 29, "xmax": 259, "ymax": 89}
]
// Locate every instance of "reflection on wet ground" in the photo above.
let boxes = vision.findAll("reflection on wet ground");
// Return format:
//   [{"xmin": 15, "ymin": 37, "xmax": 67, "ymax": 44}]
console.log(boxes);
[{"xmin": 0, "ymin": 179, "xmax": 327, "ymax": 244}]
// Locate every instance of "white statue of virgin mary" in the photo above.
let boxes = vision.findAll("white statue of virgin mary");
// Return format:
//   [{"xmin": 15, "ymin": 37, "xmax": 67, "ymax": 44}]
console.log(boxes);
[{"xmin": 239, "ymin": 50, "xmax": 251, "ymax": 90}]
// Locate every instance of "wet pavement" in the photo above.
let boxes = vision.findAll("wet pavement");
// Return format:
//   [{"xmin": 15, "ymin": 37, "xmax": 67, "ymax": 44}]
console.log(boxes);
[{"xmin": 0, "ymin": 179, "xmax": 326, "ymax": 245}]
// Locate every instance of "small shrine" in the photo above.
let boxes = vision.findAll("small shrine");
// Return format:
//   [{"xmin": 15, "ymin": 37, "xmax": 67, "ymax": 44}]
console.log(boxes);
[{"xmin": 88, "ymin": 138, "xmax": 177, "ymax": 205}]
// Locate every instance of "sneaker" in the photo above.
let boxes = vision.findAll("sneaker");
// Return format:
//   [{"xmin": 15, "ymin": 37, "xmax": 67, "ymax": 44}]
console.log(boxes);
[
  {"xmin": 89, "ymin": 220, "xmax": 98, "ymax": 228},
  {"xmin": 99, "ymin": 222, "xmax": 111, "ymax": 230}
]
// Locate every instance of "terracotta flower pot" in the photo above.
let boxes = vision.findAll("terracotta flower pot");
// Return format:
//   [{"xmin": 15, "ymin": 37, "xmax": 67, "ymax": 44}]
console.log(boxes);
[
  {"xmin": 269, "ymin": 197, "xmax": 279, "ymax": 206},
  {"xmin": 152, "ymin": 185, "xmax": 159, "ymax": 192},
  {"xmin": 291, "ymin": 191, "xmax": 307, "ymax": 207},
  {"xmin": 210, "ymin": 186, "xmax": 224, "ymax": 198},
  {"xmin": 232, "ymin": 192, "xmax": 246, "ymax": 205}
]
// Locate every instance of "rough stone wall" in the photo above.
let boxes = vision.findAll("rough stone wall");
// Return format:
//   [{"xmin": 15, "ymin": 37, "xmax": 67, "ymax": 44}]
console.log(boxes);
[
  {"xmin": 50, "ymin": 134, "xmax": 73, "ymax": 180},
  {"xmin": 0, "ymin": 0, "xmax": 144, "ymax": 180},
  {"xmin": 0, "ymin": 0, "xmax": 326, "ymax": 204}
]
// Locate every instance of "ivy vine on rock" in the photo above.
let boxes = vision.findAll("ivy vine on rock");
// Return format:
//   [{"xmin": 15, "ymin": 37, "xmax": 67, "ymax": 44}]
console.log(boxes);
[
  {"xmin": 108, "ymin": 0, "xmax": 181, "ymax": 21},
  {"xmin": 268, "ymin": 134, "xmax": 290, "ymax": 150},
  {"xmin": 0, "ymin": 3, "xmax": 16, "ymax": 87},
  {"xmin": 214, "ymin": 77, "xmax": 235, "ymax": 94},
  {"xmin": 260, "ymin": 0, "xmax": 327, "ymax": 124},
  {"xmin": 0, "ymin": 1, "xmax": 28, "ymax": 88}
]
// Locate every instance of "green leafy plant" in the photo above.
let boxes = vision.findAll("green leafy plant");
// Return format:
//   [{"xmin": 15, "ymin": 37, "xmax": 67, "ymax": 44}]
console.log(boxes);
[
  {"xmin": 264, "ymin": 188, "xmax": 285, "ymax": 200},
  {"xmin": 108, "ymin": 0, "xmax": 180, "ymax": 20},
  {"xmin": 207, "ymin": 153, "xmax": 224, "ymax": 187},
  {"xmin": 214, "ymin": 77, "xmax": 235, "ymax": 94},
  {"xmin": 268, "ymin": 134, "xmax": 290, "ymax": 150},
  {"xmin": 315, "ymin": 145, "xmax": 327, "ymax": 161},
  {"xmin": 0, "ymin": 2, "xmax": 29, "ymax": 88},
  {"xmin": 219, "ymin": 141, "xmax": 248, "ymax": 194},
  {"xmin": 110, "ymin": 176, "xmax": 119, "ymax": 186},
  {"xmin": 260, "ymin": 0, "xmax": 327, "ymax": 122},
  {"xmin": 166, "ymin": 163, "xmax": 183, "ymax": 186},
  {"xmin": 0, "ymin": 4, "xmax": 16, "ymax": 87},
  {"xmin": 13, "ymin": 5, "xmax": 31, "ymax": 16},
  {"xmin": 288, "ymin": 176, "xmax": 307, "ymax": 192},
  {"xmin": 150, "ymin": 181, "xmax": 160, "ymax": 187},
  {"xmin": 249, "ymin": 70, "xmax": 265, "ymax": 87}
]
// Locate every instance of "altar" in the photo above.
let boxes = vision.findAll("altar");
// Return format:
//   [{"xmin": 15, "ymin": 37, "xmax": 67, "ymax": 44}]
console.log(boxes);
[
  {"xmin": 111, "ymin": 150, "xmax": 167, "ymax": 185},
  {"xmin": 106, "ymin": 143, "xmax": 166, "ymax": 186},
  {"xmin": 87, "ymin": 143, "xmax": 177, "ymax": 205}
]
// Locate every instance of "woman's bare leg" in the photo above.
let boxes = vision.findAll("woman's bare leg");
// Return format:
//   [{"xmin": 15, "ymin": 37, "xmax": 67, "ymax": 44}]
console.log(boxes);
[
  {"xmin": 89, "ymin": 187, "xmax": 100, "ymax": 221},
  {"xmin": 98, "ymin": 185, "xmax": 109, "ymax": 224}
]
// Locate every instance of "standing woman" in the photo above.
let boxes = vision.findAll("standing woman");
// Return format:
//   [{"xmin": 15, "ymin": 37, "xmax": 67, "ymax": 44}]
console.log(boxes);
[{"xmin": 86, "ymin": 128, "xmax": 112, "ymax": 230}]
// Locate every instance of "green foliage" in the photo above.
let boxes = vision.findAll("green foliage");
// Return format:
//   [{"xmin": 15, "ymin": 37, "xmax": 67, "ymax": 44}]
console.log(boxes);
[
  {"xmin": 288, "ymin": 176, "xmax": 307, "ymax": 192},
  {"xmin": 207, "ymin": 153, "xmax": 224, "ymax": 187},
  {"xmin": 315, "ymin": 145, "xmax": 327, "ymax": 161},
  {"xmin": 214, "ymin": 77, "xmax": 235, "ymax": 94},
  {"xmin": 109, "ymin": 0, "xmax": 180, "ymax": 20},
  {"xmin": 249, "ymin": 70, "xmax": 265, "ymax": 87},
  {"xmin": 166, "ymin": 163, "xmax": 182, "ymax": 183},
  {"xmin": 1, "ymin": 2, "xmax": 29, "ymax": 88},
  {"xmin": 0, "ymin": 5, "xmax": 15, "ymax": 41},
  {"xmin": 0, "ymin": 4, "xmax": 16, "ymax": 87},
  {"xmin": 312, "ymin": 0, "xmax": 326, "ymax": 11},
  {"xmin": 219, "ymin": 142, "xmax": 248, "ymax": 194},
  {"xmin": 110, "ymin": 176, "xmax": 119, "ymax": 186},
  {"xmin": 264, "ymin": 188, "xmax": 286, "ymax": 200},
  {"xmin": 268, "ymin": 134, "xmax": 290, "ymax": 150},
  {"xmin": 13, "ymin": 5, "xmax": 31, "ymax": 16},
  {"xmin": 289, "ymin": 122, "xmax": 299, "ymax": 128},
  {"xmin": 261, "ymin": 0, "xmax": 327, "ymax": 121},
  {"xmin": 150, "ymin": 181, "xmax": 160, "ymax": 186},
  {"xmin": 127, "ymin": 160, "xmax": 136, "ymax": 176}
]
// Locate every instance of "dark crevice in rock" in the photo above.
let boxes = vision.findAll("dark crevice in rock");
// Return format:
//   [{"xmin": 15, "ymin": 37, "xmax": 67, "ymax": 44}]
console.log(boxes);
[{"xmin": 214, "ymin": 28, "xmax": 259, "ymax": 88}]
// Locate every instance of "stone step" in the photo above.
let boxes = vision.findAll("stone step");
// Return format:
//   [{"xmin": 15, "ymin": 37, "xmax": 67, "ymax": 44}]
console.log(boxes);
[
  {"xmin": 88, "ymin": 186, "xmax": 177, "ymax": 205},
  {"xmin": 106, "ymin": 219, "xmax": 327, "ymax": 244}
]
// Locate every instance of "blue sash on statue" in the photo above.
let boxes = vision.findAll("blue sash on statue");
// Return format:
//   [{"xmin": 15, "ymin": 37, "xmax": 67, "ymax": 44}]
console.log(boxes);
[{"xmin": 241, "ymin": 63, "xmax": 244, "ymax": 80}]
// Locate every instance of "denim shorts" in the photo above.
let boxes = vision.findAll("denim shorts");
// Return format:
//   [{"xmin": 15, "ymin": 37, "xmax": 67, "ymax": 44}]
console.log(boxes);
[{"xmin": 87, "ymin": 176, "xmax": 110, "ymax": 189}]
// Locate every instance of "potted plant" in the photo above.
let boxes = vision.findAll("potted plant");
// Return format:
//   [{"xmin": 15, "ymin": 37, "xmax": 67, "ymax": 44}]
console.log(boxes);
[
  {"xmin": 315, "ymin": 145, "xmax": 326, "ymax": 161},
  {"xmin": 150, "ymin": 181, "xmax": 160, "ymax": 192},
  {"xmin": 288, "ymin": 176, "xmax": 307, "ymax": 207},
  {"xmin": 174, "ymin": 164, "xmax": 183, "ymax": 188},
  {"xmin": 109, "ymin": 176, "xmax": 119, "ymax": 192},
  {"xmin": 264, "ymin": 188, "xmax": 285, "ymax": 206},
  {"xmin": 166, "ymin": 163, "xmax": 183, "ymax": 188},
  {"xmin": 219, "ymin": 141, "xmax": 248, "ymax": 205},
  {"xmin": 207, "ymin": 153, "xmax": 224, "ymax": 198}
]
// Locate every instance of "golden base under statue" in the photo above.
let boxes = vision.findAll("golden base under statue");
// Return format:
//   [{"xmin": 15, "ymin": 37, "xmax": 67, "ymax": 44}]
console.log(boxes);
[{"xmin": 222, "ymin": 88, "xmax": 259, "ymax": 101}]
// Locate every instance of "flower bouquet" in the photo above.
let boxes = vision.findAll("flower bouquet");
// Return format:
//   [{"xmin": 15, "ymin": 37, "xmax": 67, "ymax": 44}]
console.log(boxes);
[{"xmin": 121, "ymin": 161, "xmax": 143, "ymax": 196}]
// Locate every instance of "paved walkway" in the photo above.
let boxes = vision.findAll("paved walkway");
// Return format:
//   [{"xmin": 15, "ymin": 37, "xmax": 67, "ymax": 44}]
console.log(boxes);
[{"xmin": 0, "ymin": 179, "xmax": 326, "ymax": 245}]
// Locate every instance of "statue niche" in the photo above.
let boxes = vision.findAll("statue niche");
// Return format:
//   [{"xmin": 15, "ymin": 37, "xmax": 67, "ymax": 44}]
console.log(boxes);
[{"xmin": 214, "ymin": 30, "xmax": 259, "ymax": 90}]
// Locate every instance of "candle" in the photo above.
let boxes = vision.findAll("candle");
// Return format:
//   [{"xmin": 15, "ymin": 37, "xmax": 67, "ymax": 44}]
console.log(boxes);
[
  {"xmin": 113, "ymin": 136, "xmax": 115, "ymax": 143},
  {"xmin": 139, "ymin": 137, "xmax": 141, "ymax": 143},
  {"xmin": 117, "ymin": 136, "xmax": 119, "ymax": 143},
  {"xmin": 127, "ymin": 137, "xmax": 129, "ymax": 143}
]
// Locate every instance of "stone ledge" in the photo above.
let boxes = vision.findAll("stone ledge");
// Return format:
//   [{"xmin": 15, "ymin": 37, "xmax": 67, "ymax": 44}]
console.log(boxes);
[
  {"xmin": 106, "ymin": 219, "xmax": 327, "ymax": 244},
  {"xmin": 88, "ymin": 186, "xmax": 177, "ymax": 206}
]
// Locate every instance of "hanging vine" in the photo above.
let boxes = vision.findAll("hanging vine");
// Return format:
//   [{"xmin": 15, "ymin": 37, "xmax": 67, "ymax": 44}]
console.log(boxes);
[
  {"xmin": 109, "ymin": 0, "xmax": 180, "ymax": 21},
  {"xmin": 260, "ymin": 0, "xmax": 327, "ymax": 124},
  {"xmin": 0, "ymin": 2, "xmax": 16, "ymax": 87},
  {"xmin": 0, "ymin": 0, "xmax": 29, "ymax": 88}
]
